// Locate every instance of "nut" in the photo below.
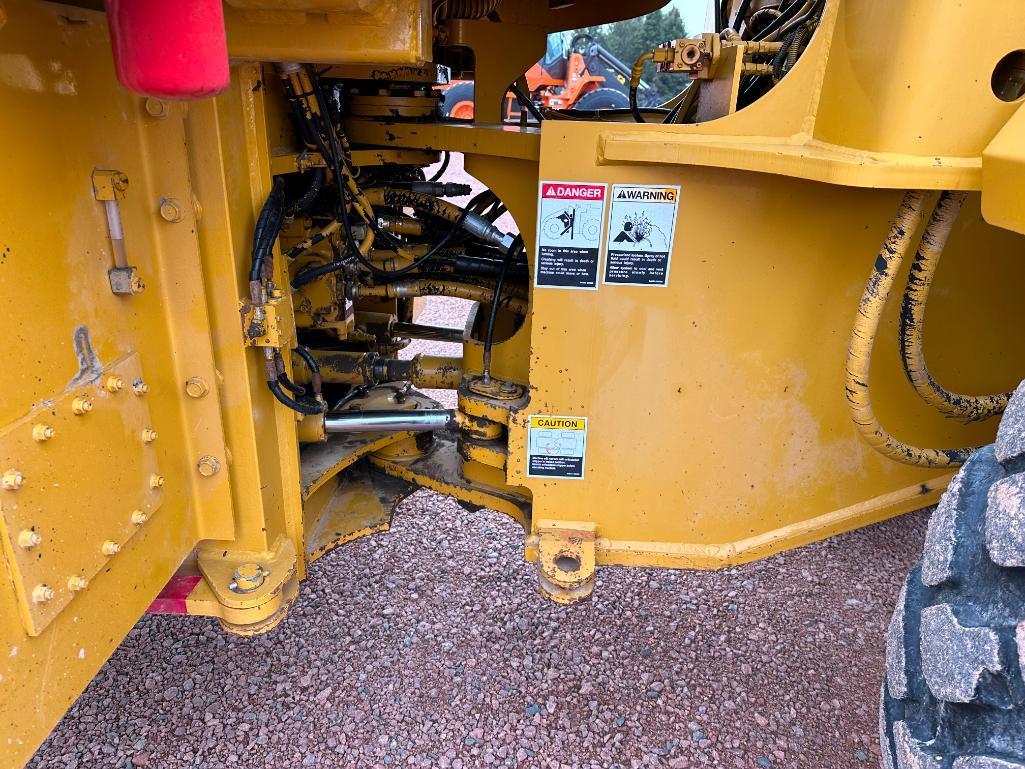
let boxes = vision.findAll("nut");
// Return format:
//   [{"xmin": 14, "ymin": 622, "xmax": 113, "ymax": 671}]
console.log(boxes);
[
  {"xmin": 67, "ymin": 575, "xmax": 89, "ymax": 592},
  {"xmin": 31, "ymin": 584, "xmax": 54, "ymax": 604},
  {"xmin": 229, "ymin": 562, "xmax": 268, "ymax": 593},
  {"xmin": 2, "ymin": 469, "xmax": 24, "ymax": 490},
  {"xmin": 132, "ymin": 379, "xmax": 149, "ymax": 395},
  {"xmin": 141, "ymin": 428, "xmax": 158, "ymax": 444},
  {"xmin": 32, "ymin": 424, "xmax": 55, "ymax": 442},
  {"xmin": 101, "ymin": 540, "xmax": 121, "ymax": 556},
  {"xmin": 197, "ymin": 455, "xmax": 221, "ymax": 477},
  {"xmin": 185, "ymin": 376, "xmax": 209, "ymax": 399},
  {"xmin": 149, "ymin": 473, "xmax": 165, "ymax": 489},
  {"xmin": 103, "ymin": 375, "xmax": 124, "ymax": 393},
  {"xmin": 72, "ymin": 396, "xmax": 93, "ymax": 415},
  {"xmin": 130, "ymin": 510, "xmax": 148, "ymax": 525},
  {"xmin": 144, "ymin": 98, "xmax": 169, "ymax": 119},
  {"xmin": 159, "ymin": 198, "xmax": 184, "ymax": 223},
  {"xmin": 17, "ymin": 529, "xmax": 41, "ymax": 549}
]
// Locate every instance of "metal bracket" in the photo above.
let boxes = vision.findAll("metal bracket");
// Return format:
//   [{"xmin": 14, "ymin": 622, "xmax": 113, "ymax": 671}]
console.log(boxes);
[
  {"xmin": 92, "ymin": 169, "xmax": 145, "ymax": 296},
  {"xmin": 530, "ymin": 519, "xmax": 597, "ymax": 605}
]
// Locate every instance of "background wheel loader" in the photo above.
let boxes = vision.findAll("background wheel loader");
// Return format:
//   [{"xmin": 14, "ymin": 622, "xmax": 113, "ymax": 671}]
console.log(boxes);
[{"xmin": 1, "ymin": 1, "xmax": 1025, "ymax": 767}]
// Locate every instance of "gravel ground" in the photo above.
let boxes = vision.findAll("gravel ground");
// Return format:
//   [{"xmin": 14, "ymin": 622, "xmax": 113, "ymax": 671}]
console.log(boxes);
[{"xmin": 28, "ymin": 155, "xmax": 933, "ymax": 769}]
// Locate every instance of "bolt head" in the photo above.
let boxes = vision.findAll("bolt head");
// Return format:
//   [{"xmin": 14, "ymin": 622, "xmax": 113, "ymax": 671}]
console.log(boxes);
[
  {"xmin": 149, "ymin": 473, "xmax": 165, "ymax": 489},
  {"xmin": 32, "ymin": 584, "xmax": 54, "ymax": 604},
  {"xmin": 230, "ymin": 562, "xmax": 267, "ymax": 593},
  {"xmin": 130, "ymin": 510, "xmax": 148, "ymax": 525},
  {"xmin": 141, "ymin": 428, "xmax": 158, "ymax": 444},
  {"xmin": 101, "ymin": 540, "xmax": 121, "ymax": 556},
  {"xmin": 67, "ymin": 576, "xmax": 89, "ymax": 592},
  {"xmin": 103, "ymin": 375, "xmax": 124, "ymax": 393},
  {"xmin": 132, "ymin": 379, "xmax": 149, "ymax": 395},
  {"xmin": 2, "ymin": 469, "xmax": 24, "ymax": 490},
  {"xmin": 185, "ymin": 376, "xmax": 209, "ymax": 399},
  {"xmin": 159, "ymin": 198, "xmax": 184, "ymax": 223},
  {"xmin": 144, "ymin": 98, "xmax": 169, "ymax": 119},
  {"xmin": 32, "ymin": 424, "xmax": 55, "ymax": 442},
  {"xmin": 197, "ymin": 455, "xmax": 221, "ymax": 478},
  {"xmin": 72, "ymin": 396, "xmax": 93, "ymax": 415},
  {"xmin": 17, "ymin": 529, "xmax": 41, "ymax": 549}
]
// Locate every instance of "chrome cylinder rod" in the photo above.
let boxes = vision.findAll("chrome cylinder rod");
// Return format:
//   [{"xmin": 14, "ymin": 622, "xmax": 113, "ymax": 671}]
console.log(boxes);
[{"xmin": 324, "ymin": 409, "xmax": 455, "ymax": 433}]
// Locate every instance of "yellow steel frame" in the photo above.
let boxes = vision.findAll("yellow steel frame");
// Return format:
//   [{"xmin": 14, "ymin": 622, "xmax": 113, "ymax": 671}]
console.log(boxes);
[{"xmin": 2, "ymin": 0, "xmax": 1025, "ymax": 765}]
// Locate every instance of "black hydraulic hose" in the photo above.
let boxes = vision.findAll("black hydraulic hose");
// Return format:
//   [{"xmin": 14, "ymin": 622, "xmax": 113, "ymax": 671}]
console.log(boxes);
[
  {"xmin": 267, "ymin": 379, "xmax": 324, "ymax": 415},
  {"xmin": 428, "ymin": 151, "xmax": 451, "ymax": 182},
  {"xmin": 293, "ymin": 344, "xmax": 320, "ymax": 375},
  {"xmin": 482, "ymin": 235, "xmax": 522, "ymax": 381},
  {"xmin": 508, "ymin": 82, "xmax": 545, "ymax": 123},
  {"xmin": 249, "ymin": 178, "xmax": 287, "ymax": 282},
  {"xmin": 288, "ymin": 167, "xmax": 326, "ymax": 215},
  {"xmin": 278, "ymin": 372, "xmax": 306, "ymax": 397}
]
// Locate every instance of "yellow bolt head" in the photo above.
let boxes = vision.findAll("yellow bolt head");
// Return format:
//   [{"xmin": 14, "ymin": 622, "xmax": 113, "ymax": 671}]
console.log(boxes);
[
  {"xmin": 197, "ymin": 455, "xmax": 221, "ymax": 477},
  {"xmin": 132, "ymin": 379, "xmax": 149, "ymax": 395},
  {"xmin": 17, "ymin": 529, "xmax": 41, "ymax": 549},
  {"xmin": 130, "ymin": 510, "xmax": 148, "ymax": 525},
  {"xmin": 72, "ymin": 396, "xmax": 93, "ymax": 415},
  {"xmin": 159, "ymin": 198, "xmax": 184, "ymax": 223},
  {"xmin": 103, "ymin": 375, "xmax": 124, "ymax": 393},
  {"xmin": 67, "ymin": 575, "xmax": 89, "ymax": 592},
  {"xmin": 32, "ymin": 424, "xmax": 55, "ymax": 442},
  {"xmin": 32, "ymin": 584, "xmax": 54, "ymax": 604},
  {"xmin": 149, "ymin": 473, "xmax": 165, "ymax": 489},
  {"xmin": 141, "ymin": 428, "xmax": 158, "ymax": 444},
  {"xmin": 2, "ymin": 469, "xmax": 24, "ymax": 490},
  {"xmin": 230, "ymin": 562, "xmax": 267, "ymax": 593},
  {"xmin": 185, "ymin": 376, "xmax": 209, "ymax": 399},
  {"xmin": 101, "ymin": 540, "xmax": 121, "ymax": 556},
  {"xmin": 144, "ymin": 98, "xmax": 169, "ymax": 119}
]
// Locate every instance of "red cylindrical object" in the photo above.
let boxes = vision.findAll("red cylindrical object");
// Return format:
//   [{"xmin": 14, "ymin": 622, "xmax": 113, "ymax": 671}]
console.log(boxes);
[{"xmin": 106, "ymin": 0, "xmax": 230, "ymax": 99}]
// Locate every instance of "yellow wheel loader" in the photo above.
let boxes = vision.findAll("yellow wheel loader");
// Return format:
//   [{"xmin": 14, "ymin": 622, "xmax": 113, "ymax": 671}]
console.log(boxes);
[{"xmin": 1, "ymin": 1, "xmax": 1024, "ymax": 766}]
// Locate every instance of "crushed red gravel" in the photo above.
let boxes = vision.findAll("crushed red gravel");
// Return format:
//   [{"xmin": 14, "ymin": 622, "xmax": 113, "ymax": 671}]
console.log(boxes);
[{"xmin": 28, "ymin": 155, "xmax": 931, "ymax": 769}]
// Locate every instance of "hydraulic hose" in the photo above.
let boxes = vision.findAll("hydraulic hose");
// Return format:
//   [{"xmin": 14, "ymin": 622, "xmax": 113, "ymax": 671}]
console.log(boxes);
[
  {"xmin": 249, "ymin": 178, "xmax": 287, "ymax": 282},
  {"xmin": 899, "ymin": 191, "xmax": 1011, "ymax": 422},
  {"xmin": 629, "ymin": 52, "xmax": 654, "ymax": 123},
  {"xmin": 353, "ymin": 279, "xmax": 527, "ymax": 315},
  {"xmin": 845, "ymin": 190, "xmax": 977, "ymax": 468}
]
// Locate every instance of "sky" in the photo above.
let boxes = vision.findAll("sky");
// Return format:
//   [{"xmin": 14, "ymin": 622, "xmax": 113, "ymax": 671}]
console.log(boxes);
[{"xmin": 669, "ymin": 0, "xmax": 710, "ymax": 35}]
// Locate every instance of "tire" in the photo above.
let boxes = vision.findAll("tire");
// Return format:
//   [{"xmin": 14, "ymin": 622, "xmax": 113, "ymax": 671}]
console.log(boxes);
[
  {"xmin": 441, "ymin": 81, "xmax": 475, "ymax": 120},
  {"xmin": 573, "ymin": 87, "xmax": 630, "ymax": 111},
  {"xmin": 881, "ymin": 380, "xmax": 1025, "ymax": 768}
]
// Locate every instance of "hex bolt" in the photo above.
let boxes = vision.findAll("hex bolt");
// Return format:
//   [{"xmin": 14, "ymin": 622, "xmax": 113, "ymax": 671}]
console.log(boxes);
[
  {"xmin": 72, "ymin": 396, "xmax": 93, "ymax": 415},
  {"xmin": 149, "ymin": 473, "xmax": 165, "ymax": 489},
  {"xmin": 32, "ymin": 584, "xmax": 54, "ymax": 604},
  {"xmin": 159, "ymin": 198, "xmax": 184, "ymax": 223},
  {"xmin": 32, "ymin": 424, "xmax": 55, "ymax": 442},
  {"xmin": 141, "ymin": 428, "xmax": 158, "ymax": 444},
  {"xmin": 229, "ymin": 562, "xmax": 267, "ymax": 594},
  {"xmin": 17, "ymin": 529, "xmax": 41, "ymax": 549},
  {"xmin": 144, "ymin": 98, "xmax": 169, "ymax": 119},
  {"xmin": 132, "ymin": 379, "xmax": 149, "ymax": 395},
  {"xmin": 67, "ymin": 575, "xmax": 89, "ymax": 592},
  {"xmin": 2, "ymin": 469, "xmax": 24, "ymax": 490},
  {"xmin": 130, "ymin": 510, "xmax": 148, "ymax": 525},
  {"xmin": 101, "ymin": 540, "xmax": 121, "ymax": 556},
  {"xmin": 185, "ymin": 376, "xmax": 209, "ymax": 399},
  {"xmin": 103, "ymin": 375, "xmax": 125, "ymax": 393},
  {"xmin": 197, "ymin": 455, "xmax": 221, "ymax": 477}
]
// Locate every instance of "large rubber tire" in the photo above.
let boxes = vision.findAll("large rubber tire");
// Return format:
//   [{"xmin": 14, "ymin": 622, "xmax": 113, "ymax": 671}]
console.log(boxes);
[
  {"xmin": 573, "ymin": 87, "xmax": 630, "ymax": 111},
  {"xmin": 441, "ymin": 81, "xmax": 475, "ymax": 120},
  {"xmin": 881, "ymin": 380, "xmax": 1025, "ymax": 768}
]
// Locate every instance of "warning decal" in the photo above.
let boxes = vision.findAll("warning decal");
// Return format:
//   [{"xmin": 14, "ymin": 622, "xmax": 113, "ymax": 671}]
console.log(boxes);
[
  {"xmin": 535, "ymin": 181, "xmax": 608, "ymax": 289},
  {"xmin": 527, "ymin": 415, "xmax": 587, "ymax": 479},
  {"xmin": 603, "ymin": 184, "xmax": 681, "ymax": 287}
]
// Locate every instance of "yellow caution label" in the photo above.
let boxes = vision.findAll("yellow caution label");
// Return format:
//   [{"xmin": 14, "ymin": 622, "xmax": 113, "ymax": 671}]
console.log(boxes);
[
  {"xmin": 529, "ymin": 416, "xmax": 586, "ymax": 431},
  {"xmin": 527, "ymin": 415, "xmax": 587, "ymax": 479}
]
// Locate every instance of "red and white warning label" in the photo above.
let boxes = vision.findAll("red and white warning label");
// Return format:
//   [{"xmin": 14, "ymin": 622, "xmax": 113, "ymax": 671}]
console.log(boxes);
[{"xmin": 534, "ymin": 181, "xmax": 608, "ymax": 289}]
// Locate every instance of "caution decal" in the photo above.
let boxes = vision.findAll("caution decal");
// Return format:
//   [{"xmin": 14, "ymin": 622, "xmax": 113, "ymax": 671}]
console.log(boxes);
[{"xmin": 526, "ymin": 415, "xmax": 588, "ymax": 479}]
